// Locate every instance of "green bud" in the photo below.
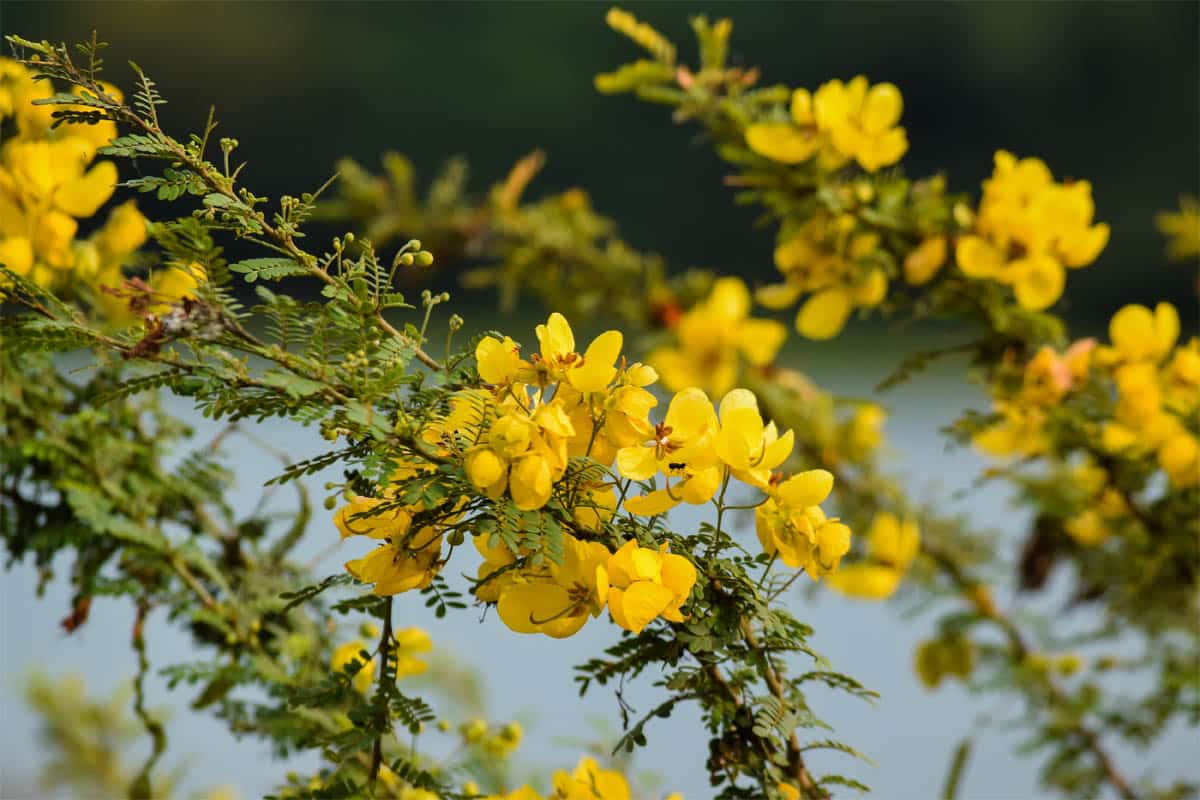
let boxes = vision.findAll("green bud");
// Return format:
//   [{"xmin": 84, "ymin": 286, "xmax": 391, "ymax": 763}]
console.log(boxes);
[
  {"xmin": 399, "ymin": 253, "xmax": 415, "ymax": 267},
  {"xmin": 448, "ymin": 530, "xmax": 465, "ymax": 547},
  {"xmin": 408, "ymin": 239, "xmax": 422, "ymax": 251},
  {"xmin": 323, "ymin": 496, "xmax": 337, "ymax": 510},
  {"xmin": 415, "ymin": 251, "xmax": 435, "ymax": 267}
]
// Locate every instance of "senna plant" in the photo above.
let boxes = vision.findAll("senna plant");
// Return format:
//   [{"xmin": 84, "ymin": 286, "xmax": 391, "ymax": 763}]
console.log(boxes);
[{"xmin": 1, "ymin": 9, "xmax": 1197, "ymax": 800}]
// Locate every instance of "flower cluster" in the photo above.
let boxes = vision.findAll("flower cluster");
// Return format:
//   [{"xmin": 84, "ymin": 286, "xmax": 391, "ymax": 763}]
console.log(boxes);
[
  {"xmin": 757, "ymin": 213, "xmax": 889, "ymax": 340},
  {"xmin": 755, "ymin": 468, "xmax": 851, "ymax": 579},
  {"xmin": 336, "ymin": 491, "xmax": 453, "ymax": 595},
  {"xmin": 335, "ymin": 313, "xmax": 849, "ymax": 637},
  {"xmin": 331, "ymin": 624, "xmax": 432, "ymax": 693},
  {"xmin": 1, "ymin": 57, "xmax": 125, "ymax": 286},
  {"xmin": 1097, "ymin": 302, "xmax": 1199, "ymax": 487},
  {"xmin": 745, "ymin": 75, "xmax": 908, "ymax": 172},
  {"xmin": 647, "ymin": 277, "xmax": 787, "ymax": 396},
  {"xmin": 974, "ymin": 338, "xmax": 1097, "ymax": 459},
  {"xmin": 956, "ymin": 151, "xmax": 1109, "ymax": 311}
]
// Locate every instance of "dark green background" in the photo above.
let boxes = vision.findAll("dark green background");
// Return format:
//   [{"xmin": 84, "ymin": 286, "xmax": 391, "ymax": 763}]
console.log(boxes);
[{"xmin": 6, "ymin": 1, "xmax": 1198, "ymax": 332}]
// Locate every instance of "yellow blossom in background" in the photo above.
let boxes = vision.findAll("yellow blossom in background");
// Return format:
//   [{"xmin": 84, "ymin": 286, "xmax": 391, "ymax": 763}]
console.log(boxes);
[
  {"xmin": 827, "ymin": 512, "xmax": 920, "ymax": 600},
  {"xmin": 0, "ymin": 57, "xmax": 137, "ymax": 292},
  {"xmin": 745, "ymin": 75, "xmax": 908, "ymax": 172},
  {"xmin": 955, "ymin": 150, "xmax": 1109, "ymax": 310},
  {"xmin": 648, "ymin": 277, "xmax": 787, "ymax": 395},
  {"xmin": 551, "ymin": 756, "xmax": 631, "ymax": 800},
  {"xmin": 1156, "ymin": 195, "xmax": 1200, "ymax": 261},
  {"xmin": 392, "ymin": 626, "xmax": 433, "ymax": 677},
  {"xmin": 903, "ymin": 235, "xmax": 947, "ymax": 286},
  {"xmin": 758, "ymin": 214, "xmax": 889, "ymax": 340},
  {"xmin": 914, "ymin": 636, "xmax": 974, "ymax": 689},
  {"xmin": 331, "ymin": 640, "xmax": 375, "ymax": 693},
  {"xmin": 1098, "ymin": 302, "xmax": 1179, "ymax": 366}
]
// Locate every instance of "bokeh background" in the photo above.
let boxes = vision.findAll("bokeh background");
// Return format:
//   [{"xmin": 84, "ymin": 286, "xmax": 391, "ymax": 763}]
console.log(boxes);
[{"xmin": 2, "ymin": 2, "xmax": 1198, "ymax": 799}]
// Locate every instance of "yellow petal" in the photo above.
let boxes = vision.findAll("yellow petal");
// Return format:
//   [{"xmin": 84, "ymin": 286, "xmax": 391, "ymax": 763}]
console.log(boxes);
[
  {"xmin": 1012, "ymin": 256, "xmax": 1064, "ymax": 311},
  {"xmin": 903, "ymin": 235, "xmax": 947, "ymax": 286},
  {"xmin": 616, "ymin": 445, "xmax": 658, "ymax": 481},
  {"xmin": 707, "ymin": 277, "xmax": 752, "ymax": 321},
  {"xmin": 536, "ymin": 312, "xmax": 574, "ymax": 360},
  {"xmin": 826, "ymin": 564, "xmax": 902, "ymax": 599},
  {"xmin": 624, "ymin": 489, "xmax": 678, "ymax": 516},
  {"xmin": 0, "ymin": 236, "xmax": 34, "ymax": 277},
  {"xmin": 660, "ymin": 552, "xmax": 697, "ymax": 601},
  {"xmin": 795, "ymin": 288, "xmax": 853, "ymax": 340},
  {"xmin": 476, "ymin": 335, "xmax": 521, "ymax": 384},
  {"xmin": 497, "ymin": 583, "xmax": 572, "ymax": 634},
  {"xmin": 53, "ymin": 159, "xmax": 117, "ymax": 218},
  {"xmin": 860, "ymin": 82, "xmax": 903, "ymax": 134},
  {"xmin": 509, "ymin": 455, "xmax": 552, "ymax": 510},
  {"xmin": 607, "ymin": 581, "xmax": 674, "ymax": 633},
  {"xmin": 789, "ymin": 88, "xmax": 814, "ymax": 125},
  {"xmin": 755, "ymin": 281, "xmax": 804, "ymax": 310},
  {"xmin": 736, "ymin": 318, "xmax": 787, "ymax": 366},
  {"xmin": 852, "ymin": 269, "xmax": 888, "ymax": 307},
  {"xmin": 777, "ymin": 469, "xmax": 834, "ymax": 507},
  {"xmin": 856, "ymin": 127, "xmax": 908, "ymax": 171},
  {"xmin": 1059, "ymin": 222, "xmax": 1109, "ymax": 268},
  {"xmin": 745, "ymin": 122, "xmax": 819, "ymax": 164},
  {"xmin": 955, "ymin": 235, "xmax": 1006, "ymax": 278},
  {"xmin": 570, "ymin": 329, "xmax": 622, "ymax": 392}
]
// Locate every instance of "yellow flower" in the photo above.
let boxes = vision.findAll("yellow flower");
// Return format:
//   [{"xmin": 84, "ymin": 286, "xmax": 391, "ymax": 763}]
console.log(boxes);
[
  {"xmin": 1, "ymin": 138, "xmax": 117, "ymax": 274},
  {"xmin": 1155, "ymin": 195, "xmax": 1200, "ymax": 261},
  {"xmin": 777, "ymin": 786, "xmax": 801, "ymax": 800},
  {"xmin": 745, "ymin": 121, "xmax": 820, "ymax": 165},
  {"xmin": 481, "ymin": 721, "xmax": 524, "ymax": 759},
  {"xmin": 1064, "ymin": 509, "xmax": 1111, "ymax": 547},
  {"xmin": 522, "ymin": 312, "xmax": 624, "ymax": 392},
  {"xmin": 142, "ymin": 261, "xmax": 206, "ymax": 315},
  {"xmin": 713, "ymin": 388, "xmax": 794, "ymax": 487},
  {"xmin": 755, "ymin": 469, "xmax": 852, "ymax": 578},
  {"xmin": 974, "ymin": 401, "xmax": 1049, "ymax": 459},
  {"xmin": 647, "ymin": 277, "xmax": 787, "ymax": 395},
  {"xmin": 812, "ymin": 76, "xmax": 908, "ymax": 172},
  {"xmin": 903, "ymin": 235, "xmax": 947, "ymax": 286},
  {"xmin": 331, "ymin": 640, "xmax": 375, "ymax": 694},
  {"xmin": 494, "ymin": 534, "xmax": 611, "ymax": 638},
  {"xmin": 1100, "ymin": 302, "xmax": 1180, "ymax": 365},
  {"xmin": 392, "ymin": 627, "xmax": 432, "ymax": 677},
  {"xmin": 746, "ymin": 77, "xmax": 907, "ymax": 172},
  {"xmin": 551, "ymin": 756, "xmax": 630, "ymax": 800},
  {"xmin": 0, "ymin": 57, "xmax": 56, "ymax": 136},
  {"xmin": 827, "ymin": 512, "xmax": 920, "ymax": 600},
  {"xmin": 605, "ymin": 540, "xmax": 696, "ymax": 633},
  {"xmin": 344, "ymin": 526, "xmax": 444, "ymax": 595},
  {"xmin": 762, "ymin": 215, "xmax": 889, "ymax": 340},
  {"xmin": 955, "ymin": 151, "xmax": 1108, "ymax": 310},
  {"xmin": 335, "ymin": 495, "xmax": 413, "ymax": 540},
  {"xmin": 476, "ymin": 335, "xmax": 523, "ymax": 385},
  {"xmin": 617, "ymin": 387, "xmax": 721, "ymax": 515}
]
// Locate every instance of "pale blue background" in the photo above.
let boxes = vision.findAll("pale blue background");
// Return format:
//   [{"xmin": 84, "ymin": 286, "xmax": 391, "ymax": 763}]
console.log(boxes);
[{"xmin": 3, "ymin": 332, "xmax": 1197, "ymax": 799}]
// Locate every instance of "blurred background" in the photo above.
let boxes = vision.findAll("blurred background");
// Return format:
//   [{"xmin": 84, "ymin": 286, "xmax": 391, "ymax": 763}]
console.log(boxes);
[
  {"xmin": 2, "ymin": 2, "xmax": 1198, "ymax": 799},
  {"xmin": 4, "ymin": 0, "xmax": 1198, "ymax": 328}
]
